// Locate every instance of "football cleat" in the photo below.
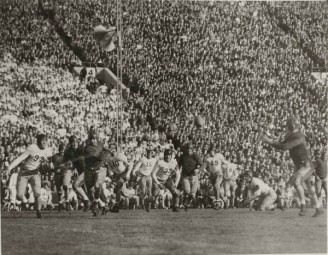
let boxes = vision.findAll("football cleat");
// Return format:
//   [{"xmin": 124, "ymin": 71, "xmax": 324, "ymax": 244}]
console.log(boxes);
[
  {"xmin": 312, "ymin": 208, "xmax": 324, "ymax": 217},
  {"xmin": 277, "ymin": 205, "xmax": 285, "ymax": 211},
  {"xmin": 102, "ymin": 206, "xmax": 110, "ymax": 215},
  {"xmin": 172, "ymin": 207, "xmax": 179, "ymax": 212},
  {"xmin": 110, "ymin": 203, "xmax": 120, "ymax": 213},
  {"xmin": 91, "ymin": 202, "xmax": 98, "ymax": 217},
  {"xmin": 83, "ymin": 200, "xmax": 90, "ymax": 212},
  {"xmin": 299, "ymin": 204, "xmax": 306, "ymax": 216},
  {"xmin": 65, "ymin": 202, "xmax": 71, "ymax": 212},
  {"xmin": 213, "ymin": 201, "xmax": 220, "ymax": 210},
  {"xmin": 145, "ymin": 200, "xmax": 150, "ymax": 213},
  {"xmin": 37, "ymin": 210, "xmax": 42, "ymax": 219}
]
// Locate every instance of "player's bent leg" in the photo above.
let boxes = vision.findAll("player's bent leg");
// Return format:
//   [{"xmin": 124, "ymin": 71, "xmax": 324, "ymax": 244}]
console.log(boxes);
[
  {"xmin": 144, "ymin": 176, "xmax": 153, "ymax": 212},
  {"xmin": 304, "ymin": 178, "xmax": 324, "ymax": 217},
  {"xmin": 62, "ymin": 170, "xmax": 73, "ymax": 201},
  {"xmin": 30, "ymin": 174, "xmax": 42, "ymax": 218},
  {"xmin": 315, "ymin": 176, "xmax": 322, "ymax": 198},
  {"xmin": 16, "ymin": 174, "xmax": 29, "ymax": 202},
  {"xmin": 224, "ymin": 181, "xmax": 231, "ymax": 209},
  {"xmin": 189, "ymin": 175, "xmax": 199, "ymax": 202},
  {"xmin": 182, "ymin": 177, "xmax": 192, "ymax": 210},
  {"xmin": 94, "ymin": 169, "xmax": 107, "ymax": 214},
  {"xmin": 292, "ymin": 170, "xmax": 307, "ymax": 216},
  {"xmin": 322, "ymin": 179, "xmax": 328, "ymax": 207},
  {"xmin": 139, "ymin": 175, "xmax": 147, "ymax": 205},
  {"xmin": 212, "ymin": 173, "xmax": 222, "ymax": 201},
  {"xmin": 165, "ymin": 178, "xmax": 180, "ymax": 212},
  {"xmin": 111, "ymin": 180, "xmax": 124, "ymax": 213},
  {"xmin": 259, "ymin": 191, "xmax": 277, "ymax": 211},
  {"xmin": 230, "ymin": 181, "xmax": 237, "ymax": 208},
  {"xmin": 84, "ymin": 170, "xmax": 96, "ymax": 202}
]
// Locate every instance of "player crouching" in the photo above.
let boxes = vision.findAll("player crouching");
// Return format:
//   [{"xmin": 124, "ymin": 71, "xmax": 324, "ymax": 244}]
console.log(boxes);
[{"xmin": 243, "ymin": 171, "xmax": 277, "ymax": 211}]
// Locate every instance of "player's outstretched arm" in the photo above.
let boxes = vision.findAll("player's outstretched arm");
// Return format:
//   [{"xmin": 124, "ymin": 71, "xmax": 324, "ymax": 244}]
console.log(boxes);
[
  {"xmin": 262, "ymin": 135, "xmax": 305, "ymax": 150},
  {"xmin": 6, "ymin": 151, "xmax": 30, "ymax": 174}
]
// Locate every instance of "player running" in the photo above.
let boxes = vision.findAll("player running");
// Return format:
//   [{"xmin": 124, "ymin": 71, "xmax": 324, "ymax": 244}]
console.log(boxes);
[
  {"xmin": 4, "ymin": 134, "xmax": 52, "ymax": 218},
  {"xmin": 178, "ymin": 144, "xmax": 203, "ymax": 211},
  {"xmin": 63, "ymin": 135, "xmax": 90, "ymax": 212},
  {"xmin": 200, "ymin": 145, "xmax": 229, "ymax": 209},
  {"xmin": 52, "ymin": 143, "xmax": 69, "ymax": 211},
  {"xmin": 105, "ymin": 143, "xmax": 133, "ymax": 213},
  {"xmin": 262, "ymin": 117, "xmax": 324, "ymax": 217},
  {"xmin": 313, "ymin": 149, "xmax": 327, "ymax": 208},
  {"xmin": 243, "ymin": 171, "xmax": 277, "ymax": 211},
  {"xmin": 83, "ymin": 132, "xmax": 109, "ymax": 216},
  {"xmin": 132, "ymin": 148, "xmax": 157, "ymax": 212},
  {"xmin": 152, "ymin": 149, "xmax": 181, "ymax": 212},
  {"xmin": 222, "ymin": 162, "xmax": 240, "ymax": 209}
]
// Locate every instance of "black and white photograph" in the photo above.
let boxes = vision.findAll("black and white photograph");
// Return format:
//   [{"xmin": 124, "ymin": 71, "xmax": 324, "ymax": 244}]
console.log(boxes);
[{"xmin": 0, "ymin": 0, "xmax": 327, "ymax": 254}]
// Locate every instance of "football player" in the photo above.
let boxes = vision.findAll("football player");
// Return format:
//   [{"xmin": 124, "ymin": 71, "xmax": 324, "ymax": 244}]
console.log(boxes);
[
  {"xmin": 200, "ymin": 145, "xmax": 229, "ymax": 209},
  {"xmin": 313, "ymin": 149, "xmax": 327, "ymax": 208},
  {"xmin": 4, "ymin": 134, "xmax": 53, "ymax": 218},
  {"xmin": 222, "ymin": 162, "xmax": 240, "ymax": 209},
  {"xmin": 178, "ymin": 144, "xmax": 203, "ymax": 211},
  {"xmin": 132, "ymin": 148, "xmax": 157, "ymax": 212},
  {"xmin": 243, "ymin": 171, "xmax": 277, "ymax": 211},
  {"xmin": 152, "ymin": 149, "xmax": 181, "ymax": 212},
  {"xmin": 106, "ymin": 143, "xmax": 133, "ymax": 213},
  {"xmin": 83, "ymin": 133, "xmax": 109, "ymax": 216},
  {"xmin": 64, "ymin": 135, "xmax": 89, "ymax": 211},
  {"xmin": 262, "ymin": 117, "xmax": 323, "ymax": 217}
]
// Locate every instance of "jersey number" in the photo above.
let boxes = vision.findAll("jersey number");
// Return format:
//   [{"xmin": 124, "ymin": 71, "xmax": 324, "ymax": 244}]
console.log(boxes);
[
  {"xmin": 111, "ymin": 161, "xmax": 119, "ymax": 167},
  {"xmin": 163, "ymin": 168, "xmax": 171, "ymax": 173},
  {"xmin": 146, "ymin": 162, "xmax": 153, "ymax": 167},
  {"xmin": 33, "ymin": 155, "xmax": 45, "ymax": 162},
  {"xmin": 210, "ymin": 160, "xmax": 219, "ymax": 166}
]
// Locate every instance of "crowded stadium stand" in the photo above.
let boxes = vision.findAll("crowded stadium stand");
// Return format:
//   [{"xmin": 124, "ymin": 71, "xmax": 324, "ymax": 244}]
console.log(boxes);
[{"xmin": 1, "ymin": 0, "xmax": 327, "ymax": 211}]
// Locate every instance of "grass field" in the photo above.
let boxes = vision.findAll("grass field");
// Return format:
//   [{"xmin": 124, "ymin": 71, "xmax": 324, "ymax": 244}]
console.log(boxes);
[{"xmin": 1, "ymin": 208, "xmax": 327, "ymax": 255}]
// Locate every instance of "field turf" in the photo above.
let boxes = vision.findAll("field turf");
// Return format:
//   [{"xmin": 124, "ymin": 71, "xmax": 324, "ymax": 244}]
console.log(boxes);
[{"xmin": 1, "ymin": 208, "xmax": 327, "ymax": 255}]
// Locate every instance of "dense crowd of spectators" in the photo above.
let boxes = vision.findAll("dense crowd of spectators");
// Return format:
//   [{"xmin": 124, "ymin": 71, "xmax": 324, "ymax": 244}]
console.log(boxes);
[
  {"xmin": 0, "ymin": 0, "xmax": 80, "ymax": 69},
  {"xmin": 268, "ymin": 1, "xmax": 327, "ymax": 68},
  {"xmin": 1, "ymin": 0, "xmax": 327, "ymax": 210}
]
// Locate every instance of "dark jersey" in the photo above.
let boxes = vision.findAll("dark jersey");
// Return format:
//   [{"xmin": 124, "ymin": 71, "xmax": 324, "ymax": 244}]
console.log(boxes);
[
  {"xmin": 52, "ymin": 153, "xmax": 64, "ymax": 169},
  {"xmin": 314, "ymin": 158, "xmax": 327, "ymax": 179},
  {"xmin": 84, "ymin": 141, "xmax": 105, "ymax": 169},
  {"xmin": 271, "ymin": 131, "xmax": 310, "ymax": 168},
  {"xmin": 63, "ymin": 146, "xmax": 85, "ymax": 174},
  {"xmin": 178, "ymin": 152, "xmax": 203, "ymax": 177}
]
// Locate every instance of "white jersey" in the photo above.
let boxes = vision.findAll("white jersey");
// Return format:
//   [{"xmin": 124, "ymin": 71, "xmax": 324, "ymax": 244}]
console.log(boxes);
[
  {"xmin": 156, "ymin": 158, "xmax": 178, "ymax": 181},
  {"xmin": 223, "ymin": 162, "xmax": 239, "ymax": 181},
  {"xmin": 138, "ymin": 157, "xmax": 157, "ymax": 176},
  {"xmin": 23, "ymin": 144, "xmax": 52, "ymax": 171},
  {"xmin": 249, "ymin": 177, "xmax": 273, "ymax": 196},
  {"xmin": 107, "ymin": 152, "xmax": 129, "ymax": 174},
  {"xmin": 205, "ymin": 153, "xmax": 226, "ymax": 175}
]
